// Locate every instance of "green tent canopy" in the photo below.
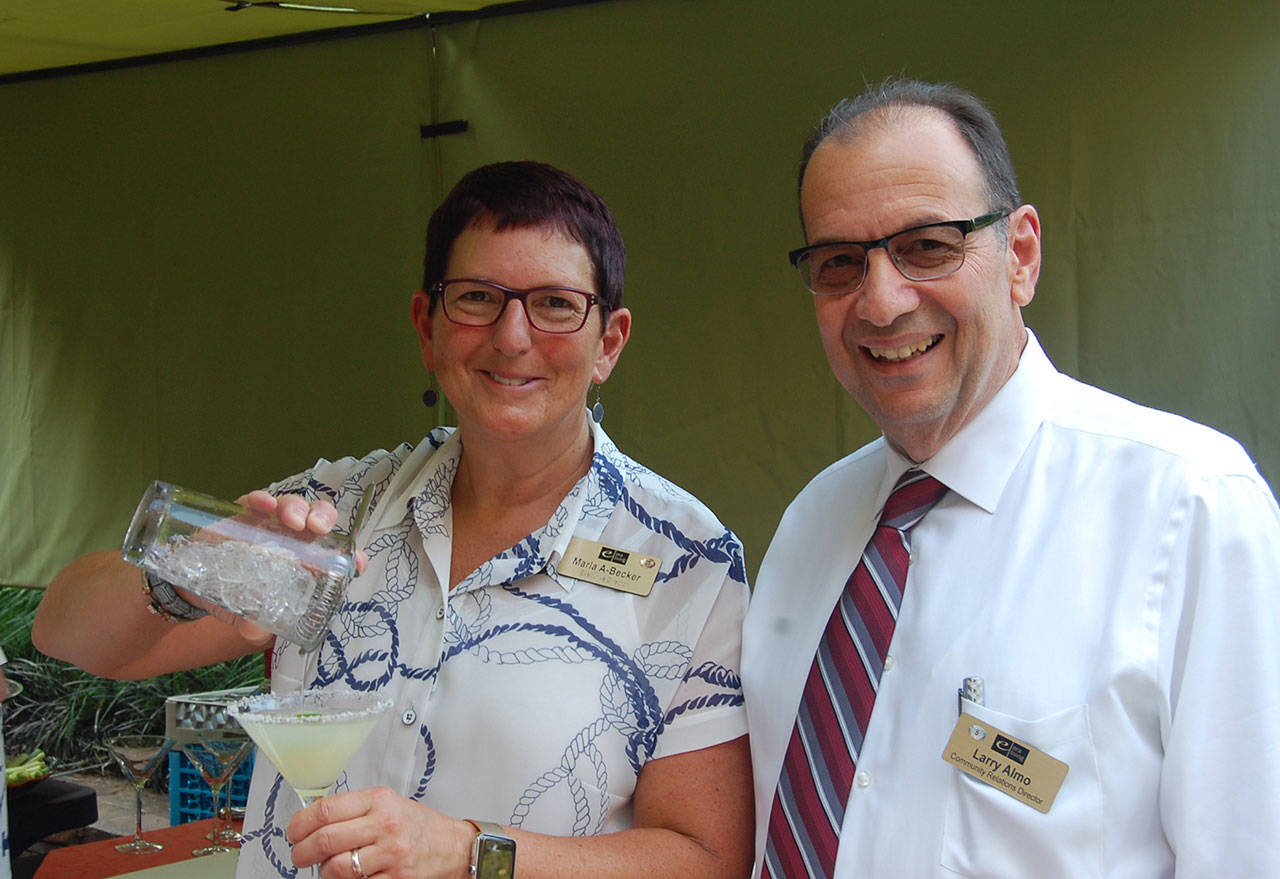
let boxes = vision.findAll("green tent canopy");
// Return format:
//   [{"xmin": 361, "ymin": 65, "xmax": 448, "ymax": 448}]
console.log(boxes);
[{"xmin": 2, "ymin": 1, "xmax": 1276, "ymax": 589}]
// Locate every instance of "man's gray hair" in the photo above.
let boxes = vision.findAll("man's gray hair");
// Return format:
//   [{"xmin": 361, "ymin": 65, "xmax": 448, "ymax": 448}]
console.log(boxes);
[{"xmin": 799, "ymin": 78, "xmax": 1021, "ymax": 213}]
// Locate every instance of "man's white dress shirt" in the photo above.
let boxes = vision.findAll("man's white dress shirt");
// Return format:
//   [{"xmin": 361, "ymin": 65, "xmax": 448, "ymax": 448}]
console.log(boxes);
[
  {"xmin": 743, "ymin": 331, "xmax": 1280, "ymax": 877},
  {"xmin": 236, "ymin": 418, "xmax": 748, "ymax": 879}
]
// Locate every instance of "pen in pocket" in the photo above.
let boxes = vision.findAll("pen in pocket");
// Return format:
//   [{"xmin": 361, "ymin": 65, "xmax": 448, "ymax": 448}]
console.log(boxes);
[{"xmin": 957, "ymin": 675, "xmax": 984, "ymax": 715}]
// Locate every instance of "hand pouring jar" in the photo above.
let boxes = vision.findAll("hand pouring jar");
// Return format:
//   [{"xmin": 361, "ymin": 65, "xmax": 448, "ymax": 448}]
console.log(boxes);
[{"xmin": 122, "ymin": 481, "xmax": 354, "ymax": 651}]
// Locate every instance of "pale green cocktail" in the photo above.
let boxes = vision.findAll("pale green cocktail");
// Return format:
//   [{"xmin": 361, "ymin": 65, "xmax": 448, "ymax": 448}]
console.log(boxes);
[
  {"xmin": 230, "ymin": 689, "xmax": 392, "ymax": 878},
  {"xmin": 229, "ymin": 689, "xmax": 391, "ymax": 802}
]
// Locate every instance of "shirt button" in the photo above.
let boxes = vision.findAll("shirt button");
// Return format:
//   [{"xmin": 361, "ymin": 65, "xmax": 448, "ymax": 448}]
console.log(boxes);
[
  {"xmin": 883, "ymin": 654, "xmax": 896, "ymax": 671},
  {"xmin": 856, "ymin": 770, "xmax": 873, "ymax": 788},
  {"xmin": 401, "ymin": 708, "xmax": 417, "ymax": 726},
  {"xmin": 435, "ymin": 606, "xmax": 445, "ymax": 620}
]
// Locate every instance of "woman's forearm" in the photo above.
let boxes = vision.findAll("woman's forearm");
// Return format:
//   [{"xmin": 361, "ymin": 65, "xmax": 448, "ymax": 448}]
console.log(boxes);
[{"xmin": 32, "ymin": 549, "xmax": 258, "ymax": 678}]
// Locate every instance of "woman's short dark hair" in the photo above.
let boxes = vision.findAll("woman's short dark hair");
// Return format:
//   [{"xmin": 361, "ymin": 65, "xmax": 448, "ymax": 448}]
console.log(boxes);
[
  {"xmin": 799, "ymin": 78, "xmax": 1021, "ymax": 215},
  {"xmin": 422, "ymin": 161, "xmax": 626, "ymax": 324}
]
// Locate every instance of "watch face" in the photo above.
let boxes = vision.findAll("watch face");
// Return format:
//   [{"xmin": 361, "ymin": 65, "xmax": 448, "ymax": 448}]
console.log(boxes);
[{"xmin": 476, "ymin": 836, "xmax": 515, "ymax": 879}]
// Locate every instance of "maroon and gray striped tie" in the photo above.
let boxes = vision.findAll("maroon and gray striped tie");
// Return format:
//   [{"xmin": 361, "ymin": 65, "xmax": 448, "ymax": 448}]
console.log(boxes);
[{"xmin": 763, "ymin": 469, "xmax": 948, "ymax": 879}]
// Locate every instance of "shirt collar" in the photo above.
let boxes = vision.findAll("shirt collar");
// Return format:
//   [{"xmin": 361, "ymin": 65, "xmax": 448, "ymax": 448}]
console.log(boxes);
[
  {"xmin": 364, "ymin": 427, "xmax": 457, "ymax": 537},
  {"xmin": 921, "ymin": 328, "xmax": 1057, "ymax": 513},
  {"xmin": 382, "ymin": 414, "xmax": 621, "ymax": 595},
  {"xmin": 540, "ymin": 417, "xmax": 621, "ymax": 593}
]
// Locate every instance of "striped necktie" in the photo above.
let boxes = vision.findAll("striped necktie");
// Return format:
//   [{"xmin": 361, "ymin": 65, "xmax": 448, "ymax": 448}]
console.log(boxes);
[{"xmin": 762, "ymin": 469, "xmax": 948, "ymax": 879}]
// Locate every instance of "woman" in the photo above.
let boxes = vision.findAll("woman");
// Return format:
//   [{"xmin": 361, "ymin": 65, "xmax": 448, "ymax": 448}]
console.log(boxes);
[{"xmin": 33, "ymin": 161, "xmax": 753, "ymax": 879}]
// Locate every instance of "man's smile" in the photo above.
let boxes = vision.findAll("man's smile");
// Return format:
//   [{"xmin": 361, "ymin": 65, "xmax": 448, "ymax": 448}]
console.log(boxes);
[{"xmin": 864, "ymin": 334, "xmax": 943, "ymax": 362}]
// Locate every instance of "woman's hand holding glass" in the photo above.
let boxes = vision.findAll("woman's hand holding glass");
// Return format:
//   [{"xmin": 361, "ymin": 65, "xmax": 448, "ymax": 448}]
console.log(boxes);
[
  {"xmin": 286, "ymin": 788, "xmax": 476, "ymax": 879},
  {"xmin": 170, "ymin": 490, "xmax": 368, "ymax": 644}
]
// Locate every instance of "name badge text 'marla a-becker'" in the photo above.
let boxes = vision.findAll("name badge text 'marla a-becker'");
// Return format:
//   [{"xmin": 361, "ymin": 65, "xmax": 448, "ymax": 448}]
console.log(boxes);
[{"xmin": 560, "ymin": 537, "xmax": 661, "ymax": 596}]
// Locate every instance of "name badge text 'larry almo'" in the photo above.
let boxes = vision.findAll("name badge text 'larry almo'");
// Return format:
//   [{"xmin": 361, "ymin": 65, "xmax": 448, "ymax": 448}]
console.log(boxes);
[{"xmin": 942, "ymin": 713, "xmax": 1069, "ymax": 814}]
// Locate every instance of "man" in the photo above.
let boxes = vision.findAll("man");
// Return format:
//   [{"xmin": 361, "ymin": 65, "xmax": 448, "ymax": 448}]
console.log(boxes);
[{"xmin": 742, "ymin": 78, "xmax": 1280, "ymax": 877}]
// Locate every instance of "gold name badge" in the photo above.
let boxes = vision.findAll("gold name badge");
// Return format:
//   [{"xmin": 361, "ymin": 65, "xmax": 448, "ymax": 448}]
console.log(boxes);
[
  {"xmin": 560, "ymin": 537, "xmax": 661, "ymax": 596},
  {"xmin": 942, "ymin": 713, "xmax": 1069, "ymax": 814}
]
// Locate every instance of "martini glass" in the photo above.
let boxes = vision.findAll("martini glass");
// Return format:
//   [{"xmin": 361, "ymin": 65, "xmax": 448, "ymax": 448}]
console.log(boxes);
[
  {"xmin": 209, "ymin": 783, "xmax": 245, "ymax": 845},
  {"xmin": 179, "ymin": 730, "xmax": 254, "ymax": 855},
  {"xmin": 229, "ymin": 689, "xmax": 392, "ymax": 877},
  {"xmin": 104, "ymin": 734, "xmax": 174, "ymax": 853}
]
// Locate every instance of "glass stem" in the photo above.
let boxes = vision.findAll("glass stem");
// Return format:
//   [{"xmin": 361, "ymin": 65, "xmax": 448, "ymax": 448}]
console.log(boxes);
[
  {"xmin": 209, "ymin": 781, "xmax": 225, "ymax": 839},
  {"xmin": 296, "ymin": 791, "xmax": 318, "ymax": 879},
  {"xmin": 133, "ymin": 781, "xmax": 146, "ymax": 842}
]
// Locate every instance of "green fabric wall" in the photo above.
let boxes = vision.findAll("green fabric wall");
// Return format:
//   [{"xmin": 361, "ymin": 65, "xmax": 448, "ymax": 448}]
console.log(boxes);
[{"xmin": 2, "ymin": 0, "xmax": 1277, "ymax": 589}]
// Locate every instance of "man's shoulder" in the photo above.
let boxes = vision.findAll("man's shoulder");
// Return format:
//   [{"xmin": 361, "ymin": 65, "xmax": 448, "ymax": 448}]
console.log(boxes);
[
  {"xmin": 1049, "ymin": 373, "xmax": 1258, "ymax": 480},
  {"xmin": 793, "ymin": 439, "xmax": 885, "ymax": 505},
  {"xmin": 763, "ymin": 439, "xmax": 886, "ymax": 543}
]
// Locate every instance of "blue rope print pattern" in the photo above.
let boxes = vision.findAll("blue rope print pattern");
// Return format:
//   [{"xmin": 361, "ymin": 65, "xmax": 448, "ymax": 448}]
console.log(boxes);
[
  {"xmin": 242, "ymin": 446, "xmax": 425, "ymax": 873},
  {"xmin": 663, "ymin": 661, "xmax": 744, "ymax": 725},
  {"xmin": 244, "ymin": 426, "xmax": 745, "ymax": 871},
  {"xmin": 594, "ymin": 452, "xmax": 748, "ymax": 587}
]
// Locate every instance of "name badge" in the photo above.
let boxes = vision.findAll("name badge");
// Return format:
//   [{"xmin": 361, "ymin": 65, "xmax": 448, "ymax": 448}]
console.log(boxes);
[
  {"xmin": 560, "ymin": 537, "xmax": 661, "ymax": 596},
  {"xmin": 942, "ymin": 713, "xmax": 1069, "ymax": 813}
]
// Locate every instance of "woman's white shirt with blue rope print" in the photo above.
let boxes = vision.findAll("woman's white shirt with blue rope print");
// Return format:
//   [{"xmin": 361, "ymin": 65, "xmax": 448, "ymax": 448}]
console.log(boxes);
[{"xmin": 235, "ymin": 418, "xmax": 749, "ymax": 879}]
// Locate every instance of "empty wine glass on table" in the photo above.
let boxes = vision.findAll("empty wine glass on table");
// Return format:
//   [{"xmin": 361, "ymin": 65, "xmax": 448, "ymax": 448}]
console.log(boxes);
[
  {"xmin": 104, "ymin": 734, "xmax": 174, "ymax": 854},
  {"xmin": 229, "ymin": 689, "xmax": 392, "ymax": 878},
  {"xmin": 179, "ymin": 729, "xmax": 254, "ymax": 855}
]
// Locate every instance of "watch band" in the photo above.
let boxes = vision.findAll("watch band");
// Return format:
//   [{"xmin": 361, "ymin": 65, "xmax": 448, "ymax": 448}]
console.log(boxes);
[
  {"xmin": 141, "ymin": 571, "xmax": 209, "ymax": 623},
  {"xmin": 466, "ymin": 819, "xmax": 515, "ymax": 879}
]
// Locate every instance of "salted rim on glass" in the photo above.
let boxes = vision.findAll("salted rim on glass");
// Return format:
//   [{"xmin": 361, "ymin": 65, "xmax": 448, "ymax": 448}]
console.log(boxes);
[{"xmin": 229, "ymin": 689, "xmax": 392, "ymax": 724}]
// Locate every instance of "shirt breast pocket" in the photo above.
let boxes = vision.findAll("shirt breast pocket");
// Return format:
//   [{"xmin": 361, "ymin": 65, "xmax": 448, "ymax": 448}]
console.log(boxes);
[{"xmin": 941, "ymin": 700, "xmax": 1102, "ymax": 878}]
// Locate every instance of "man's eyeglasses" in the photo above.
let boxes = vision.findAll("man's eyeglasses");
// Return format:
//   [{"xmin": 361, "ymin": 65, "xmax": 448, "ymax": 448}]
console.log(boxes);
[
  {"xmin": 788, "ymin": 209, "xmax": 1012, "ymax": 295},
  {"xmin": 430, "ymin": 278, "xmax": 600, "ymax": 334}
]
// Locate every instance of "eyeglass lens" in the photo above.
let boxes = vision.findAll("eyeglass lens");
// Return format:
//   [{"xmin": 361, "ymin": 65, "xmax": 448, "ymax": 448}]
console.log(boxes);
[
  {"xmin": 441, "ymin": 280, "xmax": 592, "ymax": 332},
  {"xmin": 801, "ymin": 224, "xmax": 968, "ymax": 293}
]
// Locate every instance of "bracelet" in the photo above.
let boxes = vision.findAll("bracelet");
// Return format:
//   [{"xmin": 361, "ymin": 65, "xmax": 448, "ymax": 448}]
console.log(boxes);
[{"xmin": 141, "ymin": 571, "xmax": 208, "ymax": 623}]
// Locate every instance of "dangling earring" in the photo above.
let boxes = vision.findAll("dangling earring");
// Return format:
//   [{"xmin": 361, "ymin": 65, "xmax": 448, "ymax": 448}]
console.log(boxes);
[
  {"xmin": 590, "ymin": 384, "xmax": 605, "ymax": 424},
  {"xmin": 422, "ymin": 376, "xmax": 439, "ymax": 408}
]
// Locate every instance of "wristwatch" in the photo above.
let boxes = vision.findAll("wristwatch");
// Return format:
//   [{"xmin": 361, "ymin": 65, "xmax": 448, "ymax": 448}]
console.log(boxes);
[
  {"xmin": 141, "ymin": 571, "xmax": 208, "ymax": 623},
  {"xmin": 465, "ymin": 819, "xmax": 515, "ymax": 879}
]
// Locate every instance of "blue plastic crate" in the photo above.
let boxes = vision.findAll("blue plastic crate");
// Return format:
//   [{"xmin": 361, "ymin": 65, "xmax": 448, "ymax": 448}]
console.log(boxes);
[
  {"xmin": 168, "ymin": 749, "xmax": 255, "ymax": 826},
  {"xmin": 164, "ymin": 684, "xmax": 264, "ymax": 826}
]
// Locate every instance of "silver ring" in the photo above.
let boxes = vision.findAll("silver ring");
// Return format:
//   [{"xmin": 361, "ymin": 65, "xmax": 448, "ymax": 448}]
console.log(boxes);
[{"xmin": 350, "ymin": 847, "xmax": 369, "ymax": 879}]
